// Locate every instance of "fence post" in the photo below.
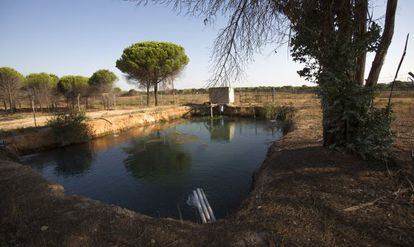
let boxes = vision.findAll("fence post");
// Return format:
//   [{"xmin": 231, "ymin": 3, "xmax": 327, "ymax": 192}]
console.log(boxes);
[
  {"xmin": 113, "ymin": 94, "xmax": 116, "ymax": 109},
  {"xmin": 77, "ymin": 94, "xmax": 81, "ymax": 111},
  {"xmin": 31, "ymin": 96, "xmax": 37, "ymax": 127},
  {"xmin": 272, "ymin": 87, "xmax": 275, "ymax": 103}
]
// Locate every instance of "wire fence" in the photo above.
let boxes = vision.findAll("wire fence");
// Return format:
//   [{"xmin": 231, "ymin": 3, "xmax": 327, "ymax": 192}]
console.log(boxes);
[{"xmin": 1, "ymin": 90, "xmax": 412, "ymax": 113}]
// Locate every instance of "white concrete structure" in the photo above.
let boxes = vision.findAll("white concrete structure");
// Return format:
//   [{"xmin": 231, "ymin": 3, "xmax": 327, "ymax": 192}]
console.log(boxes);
[{"xmin": 208, "ymin": 87, "xmax": 234, "ymax": 104}]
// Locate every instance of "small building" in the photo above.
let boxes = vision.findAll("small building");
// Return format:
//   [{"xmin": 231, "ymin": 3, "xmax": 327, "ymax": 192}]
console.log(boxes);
[{"xmin": 208, "ymin": 87, "xmax": 234, "ymax": 104}]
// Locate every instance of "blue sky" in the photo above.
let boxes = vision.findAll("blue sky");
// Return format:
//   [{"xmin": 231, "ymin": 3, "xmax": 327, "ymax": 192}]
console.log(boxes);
[{"xmin": 0, "ymin": 0, "xmax": 412, "ymax": 90}]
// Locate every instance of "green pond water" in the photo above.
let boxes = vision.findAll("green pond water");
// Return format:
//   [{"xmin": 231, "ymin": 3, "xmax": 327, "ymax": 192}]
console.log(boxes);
[{"xmin": 22, "ymin": 117, "xmax": 282, "ymax": 221}]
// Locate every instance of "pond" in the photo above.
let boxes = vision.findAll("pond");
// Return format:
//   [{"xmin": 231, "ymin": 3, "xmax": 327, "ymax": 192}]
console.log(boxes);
[{"xmin": 22, "ymin": 116, "xmax": 282, "ymax": 221}]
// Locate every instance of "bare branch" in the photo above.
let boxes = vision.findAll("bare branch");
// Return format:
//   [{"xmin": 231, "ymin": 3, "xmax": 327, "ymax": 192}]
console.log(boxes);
[{"xmin": 129, "ymin": 0, "xmax": 289, "ymax": 87}]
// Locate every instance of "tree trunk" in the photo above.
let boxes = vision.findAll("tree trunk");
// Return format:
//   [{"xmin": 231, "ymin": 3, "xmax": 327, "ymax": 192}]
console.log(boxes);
[
  {"xmin": 154, "ymin": 83, "xmax": 158, "ymax": 106},
  {"xmin": 146, "ymin": 84, "xmax": 150, "ymax": 106},
  {"xmin": 365, "ymin": 0, "xmax": 398, "ymax": 87},
  {"xmin": 355, "ymin": 0, "xmax": 368, "ymax": 85},
  {"xmin": 322, "ymin": 97, "xmax": 334, "ymax": 146},
  {"xmin": 101, "ymin": 94, "xmax": 106, "ymax": 110},
  {"xmin": 7, "ymin": 87, "xmax": 13, "ymax": 113},
  {"xmin": 3, "ymin": 100, "xmax": 7, "ymax": 111}
]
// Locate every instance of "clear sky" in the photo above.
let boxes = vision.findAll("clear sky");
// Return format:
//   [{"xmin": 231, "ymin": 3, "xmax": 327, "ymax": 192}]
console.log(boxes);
[{"xmin": 0, "ymin": 0, "xmax": 412, "ymax": 90}]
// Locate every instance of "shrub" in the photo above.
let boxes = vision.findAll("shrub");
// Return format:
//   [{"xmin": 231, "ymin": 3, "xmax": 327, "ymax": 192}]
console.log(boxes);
[
  {"xmin": 349, "ymin": 107, "xmax": 394, "ymax": 161},
  {"xmin": 47, "ymin": 110, "xmax": 91, "ymax": 145},
  {"xmin": 263, "ymin": 104, "xmax": 296, "ymax": 134},
  {"xmin": 263, "ymin": 104, "xmax": 296, "ymax": 121},
  {"xmin": 323, "ymin": 84, "xmax": 394, "ymax": 161}
]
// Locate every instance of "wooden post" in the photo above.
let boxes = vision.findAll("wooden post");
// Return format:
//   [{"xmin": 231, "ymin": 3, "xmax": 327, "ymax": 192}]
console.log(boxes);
[
  {"xmin": 172, "ymin": 81, "xmax": 176, "ymax": 105},
  {"xmin": 113, "ymin": 94, "xmax": 116, "ymax": 109},
  {"xmin": 387, "ymin": 33, "xmax": 409, "ymax": 110},
  {"xmin": 272, "ymin": 87, "xmax": 275, "ymax": 103},
  {"xmin": 102, "ymin": 94, "xmax": 106, "ymax": 110},
  {"xmin": 31, "ymin": 96, "xmax": 37, "ymax": 127},
  {"xmin": 210, "ymin": 104, "xmax": 213, "ymax": 118},
  {"xmin": 77, "ymin": 94, "xmax": 81, "ymax": 111}
]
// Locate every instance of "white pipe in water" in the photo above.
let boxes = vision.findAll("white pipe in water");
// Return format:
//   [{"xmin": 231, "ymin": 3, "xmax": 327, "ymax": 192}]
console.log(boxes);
[
  {"xmin": 193, "ymin": 190, "xmax": 206, "ymax": 223},
  {"xmin": 196, "ymin": 188, "xmax": 211, "ymax": 222},
  {"xmin": 200, "ymin": 188, "xmax": 216, "ymax": 222}
]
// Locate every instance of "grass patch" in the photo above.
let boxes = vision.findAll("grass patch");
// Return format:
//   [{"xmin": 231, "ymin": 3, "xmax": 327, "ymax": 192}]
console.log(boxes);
[{"xmin": 262, "ymin": 104, "xmax": 296, "ymax": 134}]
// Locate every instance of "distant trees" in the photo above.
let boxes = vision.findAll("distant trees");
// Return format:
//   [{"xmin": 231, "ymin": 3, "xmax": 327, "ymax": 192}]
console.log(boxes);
[
  {"xmin": 57, "ymin": 75, "xmax": 89, "ymax": 110},
  {"xmin": 25, "ymin": 73, "xmax": 59, "ymax": 110},
  {"xmin": 116, "ymin": 41, "xmax": 189, "ymax": 106},
  {"xmin": 0, "ymin": 67, "xmax": 121, "ymax": 112},
  {"xmin": 0, "ymin": 67, "xmax": 25, "ymax": 112},
  {"xmin": 124, "ymin": 89, "xmax": 139, "ymax": 96},
  {"xmin": 88, "ymin": 69, "xmax": 118, "ymax": 110}
]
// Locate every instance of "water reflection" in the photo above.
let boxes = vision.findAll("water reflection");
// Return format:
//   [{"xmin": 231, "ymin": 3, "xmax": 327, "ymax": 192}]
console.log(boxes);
[
  {"xmin": 89, "ymin": 120, "xmax": 185, "ymax": 152},
  {"xmin": 25, "ymin": 144, "xmax": 95, "ymax": 177},
  {"xmin": 204, "ymin": 117, "xmax": 236, "ymax": 142},
  {"xmin": 55, "ymin": 146, "xmax": 95, "ymax": 176},
  {"xmin": 123, "ymin": 131, "xmax": 192, "ymax": 181}
]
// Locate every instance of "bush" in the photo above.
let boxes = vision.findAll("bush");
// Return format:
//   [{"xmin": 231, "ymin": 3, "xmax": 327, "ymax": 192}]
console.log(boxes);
[
  {"xmin": 263, "ymin": 104, "xmax": 296, "ymax": 121},
  {"xmin": 47, "ymin": 110, "xmax": 91, "ymax": 145},
  {"xmin": 349, "ymin": 107, "xmax": 394, "ymax": 161},
  {"xmin": 323, "ymin": 83, "xmax": 394, "ymax": 161},
  {"xmin": 263, "ymin": 104, "xmax": 296, "ymax": 134}
]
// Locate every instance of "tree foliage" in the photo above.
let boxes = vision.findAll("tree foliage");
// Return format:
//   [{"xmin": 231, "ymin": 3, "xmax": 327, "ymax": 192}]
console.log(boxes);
[
  {"xmin": 116, "ymin": 41, "xmax": 189, "ymax": 105},
  {"xmin": 57, "ymin": 75, "xmax": 89, "ymax": 98},
  {"xmin": 88, "ymin": 69, "xmax": 118, "ymax": 94},
  {"xmin": 286, "ymin": 0, "xmax": 395, "ymax": 160},
  {"xmin": 25, "ymin": 73, "xmax": 59, "ymax": 108},
  {"xmin": 57, "ymin": 75, "xmax": 89, "ymax": 109},
  {"xmin": 0, "ymin": 67, "xmax": 25, "ymax": 111}
]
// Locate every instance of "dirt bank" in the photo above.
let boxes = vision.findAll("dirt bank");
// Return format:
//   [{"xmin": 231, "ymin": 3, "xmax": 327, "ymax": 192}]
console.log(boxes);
[
  {"xmin": 1, "ymin": 103, "xmax": 413, "ymax": 246},
  {"xmin": 2, "ymin": 106, "xmax": 191, "ymax": 154},
  {"xmin": 1, "ymin": 105, "xmax": 272, "ymax": 154},
  {"xmin": 0, "ymin": 106, "xmax": 186, "ymax": 131}
]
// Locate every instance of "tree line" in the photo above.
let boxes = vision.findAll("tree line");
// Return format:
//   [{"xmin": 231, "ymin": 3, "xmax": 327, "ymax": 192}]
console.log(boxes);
[
  {"xmin": 0, "ymin": 41, "xmax": 190, "ymax": 112},
  {"xmin": 119, "ymin": 82, "xmax": 413, "ymax": 97},
  {"xmin": 0, "ymin": 67, "xmax": 119, "ymax": 112}
]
